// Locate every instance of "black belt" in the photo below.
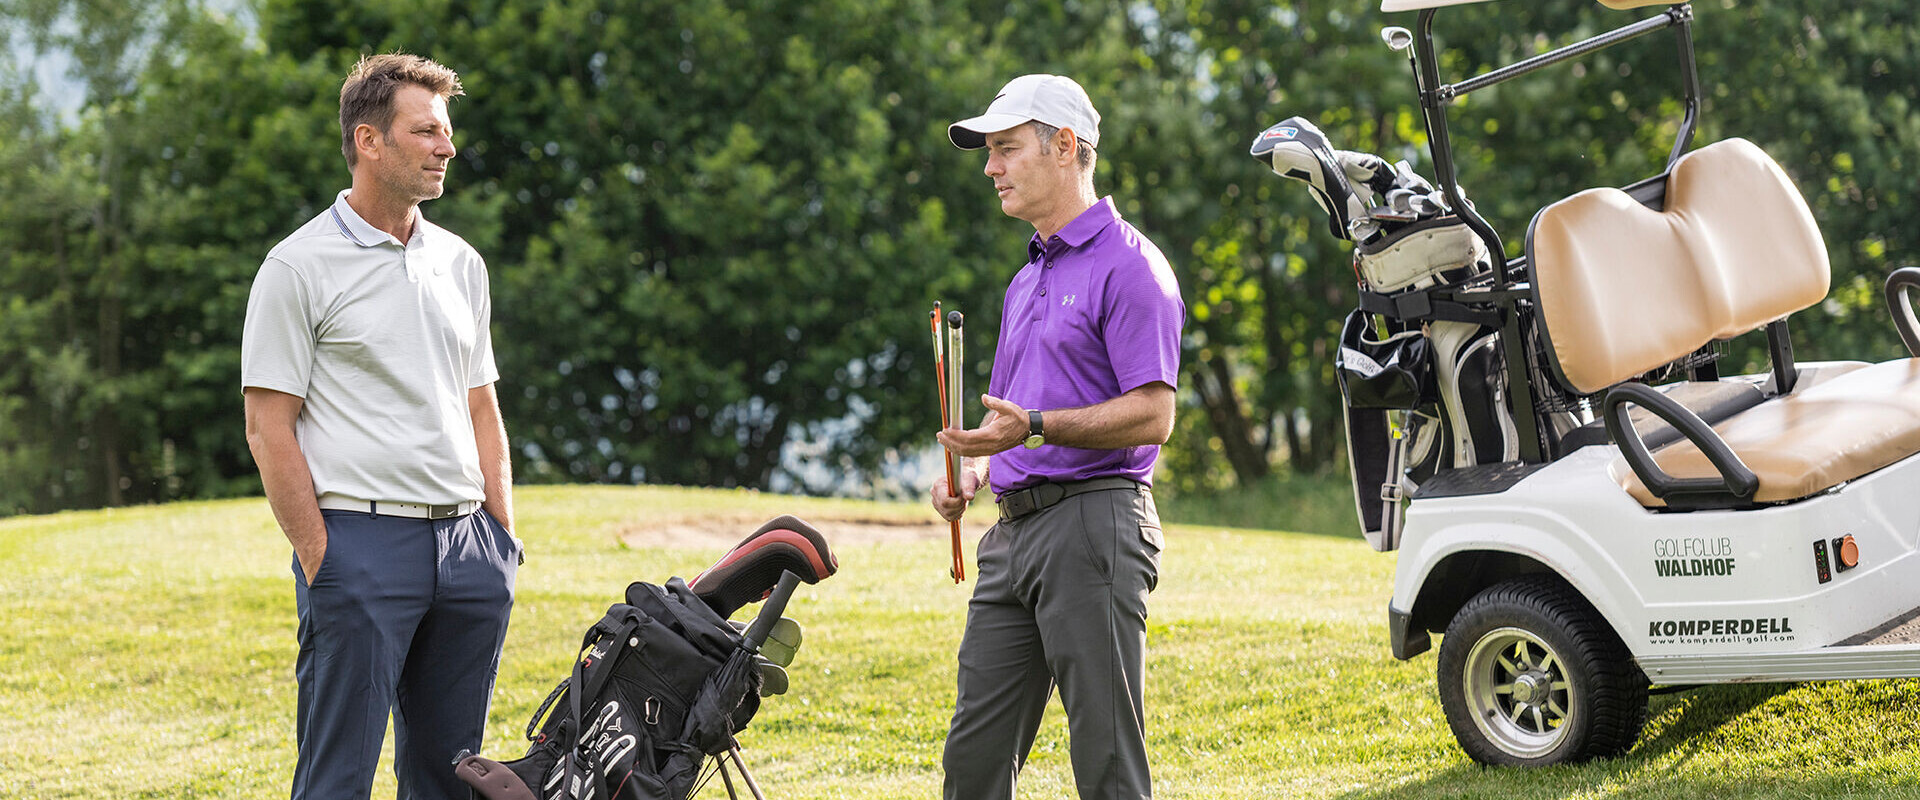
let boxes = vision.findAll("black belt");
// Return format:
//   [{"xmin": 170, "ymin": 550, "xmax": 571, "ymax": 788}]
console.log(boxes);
[{"xmin": 996, "ymin": 477, "xmax": 1143, "ymax": 522}]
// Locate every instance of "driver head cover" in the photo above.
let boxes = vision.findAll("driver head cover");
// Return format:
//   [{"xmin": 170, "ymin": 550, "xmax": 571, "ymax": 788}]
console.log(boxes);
[{"xmin": 949, "ymin": 74, "xmax": 1101, "ymax": 151}]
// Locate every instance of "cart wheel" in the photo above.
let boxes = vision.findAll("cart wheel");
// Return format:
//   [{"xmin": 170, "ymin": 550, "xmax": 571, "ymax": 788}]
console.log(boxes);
[{"xmin": 1436, "ymin": 575, "xmax": 1647, "ymax": 766}]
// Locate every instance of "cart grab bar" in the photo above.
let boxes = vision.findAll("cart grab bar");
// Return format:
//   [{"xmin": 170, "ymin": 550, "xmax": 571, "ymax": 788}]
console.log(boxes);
[
  {"xmin": 1884, "ymin": 267, "xmax": 1920, "ymax": 357},
  {"xmin": 1603, "ymin": 382, "xmax": 1759, "ymax": 504}
]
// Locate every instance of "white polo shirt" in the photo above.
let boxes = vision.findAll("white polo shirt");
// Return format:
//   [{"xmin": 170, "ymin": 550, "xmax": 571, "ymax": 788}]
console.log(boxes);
[{"xmin": 242, "ymin": 190, "xmax": 499, "ymax": 505}]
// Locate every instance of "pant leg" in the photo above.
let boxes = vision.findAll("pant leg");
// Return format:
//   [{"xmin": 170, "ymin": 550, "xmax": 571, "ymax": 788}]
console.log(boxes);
[
  {"xmin": 1030, "ymin": 487, "xmax": 1162, "ymax": 800},
  {"xmin": 291, "ymin": 512, "xmax": 436, "ymax": 800},
  {"xmin": 943, "ymin": 522, "xmax": 1057, "ymax": 800},
  {"xmin": 393, "ymin": 509, "xmax": 520, "ymax": 800}
]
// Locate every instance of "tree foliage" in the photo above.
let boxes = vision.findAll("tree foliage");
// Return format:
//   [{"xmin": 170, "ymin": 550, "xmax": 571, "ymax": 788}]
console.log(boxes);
[{"xmin": 3, "ymin": 0, "xmax": 1917, "ymax": 514}]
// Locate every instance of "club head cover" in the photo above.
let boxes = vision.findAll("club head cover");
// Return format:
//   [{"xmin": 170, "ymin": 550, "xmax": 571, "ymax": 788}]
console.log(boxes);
[
  {"xmin": 1392, "ymin": 159, "xmax": 1436, "ymax": 195},
  {"xmin": 453, "ymin": 755, "xmax": 539, "ymax": 800},
  {"xmin": 1336, "ymin": 149, "xmax": 1395, "ymax": 198},
  {"xmin": 690, "ymin": 515, "xmax": 838, "ymax": 618},
  {"xmin": 1249, "ymin": 116, "xmax": 1366, "ymax": 241}
]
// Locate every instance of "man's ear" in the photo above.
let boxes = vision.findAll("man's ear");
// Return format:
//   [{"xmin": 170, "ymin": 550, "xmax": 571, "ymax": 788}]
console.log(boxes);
[
  {"xmin": 353, "ymin": 123, "xmax": 383, "ymax": 162},
  {"xmin": 1054, "ymin": 127, "xmax": 1079, "ymax": 166}
]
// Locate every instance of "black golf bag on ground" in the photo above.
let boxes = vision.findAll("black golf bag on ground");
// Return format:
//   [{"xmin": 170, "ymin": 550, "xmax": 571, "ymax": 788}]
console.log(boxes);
[{"xmin": 457, "ymin": 516, "xmax": 838, "ymax": 800}]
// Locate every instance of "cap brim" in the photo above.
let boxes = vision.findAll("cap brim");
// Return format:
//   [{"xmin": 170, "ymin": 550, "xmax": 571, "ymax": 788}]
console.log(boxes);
[{"xmin": 948, "ymin": 112, "xmax": 1032, "ymax": 150}]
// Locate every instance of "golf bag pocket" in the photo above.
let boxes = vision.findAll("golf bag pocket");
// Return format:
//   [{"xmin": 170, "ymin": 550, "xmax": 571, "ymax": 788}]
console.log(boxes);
[
  {"xmin": 1338, "ymin": 309, "xmax": 1434, "ymax": 410},
  {"xmin": 1353, "ymin": 215, "xmax": 1488, "ymax": 293}
]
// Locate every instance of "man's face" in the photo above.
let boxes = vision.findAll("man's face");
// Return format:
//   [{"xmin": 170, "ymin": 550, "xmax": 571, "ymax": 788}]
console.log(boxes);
[
  {"xmin": 982, "ymin": 124, "xmax": 1072, "ymax": 226},
  {"xmin": 368, "ymin": 84, "xmax": 456, "ymax": 203}
]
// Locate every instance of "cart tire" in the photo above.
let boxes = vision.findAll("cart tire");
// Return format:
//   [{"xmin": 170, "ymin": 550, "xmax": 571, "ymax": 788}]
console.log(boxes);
[{"xmin": 1436, "ymin": 575, "xmax": 1648, "ymax": 766}]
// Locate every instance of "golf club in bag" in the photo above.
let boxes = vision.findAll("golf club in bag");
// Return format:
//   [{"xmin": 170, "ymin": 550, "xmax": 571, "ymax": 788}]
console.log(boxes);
[{"xmin": 455, "ymin": 516, "xmax": 838, "ymax": 800}]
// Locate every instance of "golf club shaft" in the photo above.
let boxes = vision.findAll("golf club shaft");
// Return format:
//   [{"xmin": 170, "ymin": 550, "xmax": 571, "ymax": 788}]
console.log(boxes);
[{"xmin": 743, "ymin": 570, "xmax": 802, "ymax": 650}]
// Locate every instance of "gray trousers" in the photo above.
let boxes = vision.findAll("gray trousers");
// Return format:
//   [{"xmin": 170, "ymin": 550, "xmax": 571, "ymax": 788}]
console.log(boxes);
[
  {"xmin": 290, "ymin": 509, "xmax": 519, "ymax": 800},
  {"xmin": 943, "ymin": 482, "xmax": 1164, "ymax": 800}
]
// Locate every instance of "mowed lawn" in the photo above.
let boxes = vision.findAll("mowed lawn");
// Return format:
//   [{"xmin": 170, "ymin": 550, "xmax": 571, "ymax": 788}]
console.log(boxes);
[{"xmin": 5, "ymin": 485, "xmax": 1920, "ymax": 798}]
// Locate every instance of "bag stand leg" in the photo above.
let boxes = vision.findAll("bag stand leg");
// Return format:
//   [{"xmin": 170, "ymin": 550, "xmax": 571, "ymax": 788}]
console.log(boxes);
[
  {"xmin": 714, "ymin": 739, "xmax": 769, "ymax": 800},
  {"xmin": 716, "ymin": 755, "xmax": 739, "ymax": 799}
]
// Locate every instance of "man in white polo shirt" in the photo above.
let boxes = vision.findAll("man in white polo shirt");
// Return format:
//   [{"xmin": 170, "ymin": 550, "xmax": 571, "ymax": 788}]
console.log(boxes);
[{"xmin": 242, "ymin": 53, "xmax": 520, "ymax": 800}]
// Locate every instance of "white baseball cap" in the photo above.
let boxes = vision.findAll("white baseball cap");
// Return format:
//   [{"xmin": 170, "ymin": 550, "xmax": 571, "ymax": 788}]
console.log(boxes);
[{"xmin": 949, "ymin": 74, "xmax": 1101, "ymax": 151}]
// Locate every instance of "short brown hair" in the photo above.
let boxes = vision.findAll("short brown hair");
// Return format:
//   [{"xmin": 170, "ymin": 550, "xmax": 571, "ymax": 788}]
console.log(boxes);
[
  {"xmin": 338, "ymin": 53, "xmax": 464, "ymax": 168},
  {"xmin": 1031, "ymin": 120, "xmax": 1096, "ymax": 174}
]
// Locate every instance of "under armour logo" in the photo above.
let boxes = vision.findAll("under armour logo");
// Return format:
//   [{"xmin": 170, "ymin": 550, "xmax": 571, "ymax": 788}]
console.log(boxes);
[{"xmin": 1061, "ymin": 295, "xmax": 1077, "ymax": 306}]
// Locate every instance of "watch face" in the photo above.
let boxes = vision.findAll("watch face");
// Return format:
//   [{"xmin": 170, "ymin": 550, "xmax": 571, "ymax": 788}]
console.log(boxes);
[{"xmin": 1023, "ymin": 434, "xmax": 1045, "ymax": 449}]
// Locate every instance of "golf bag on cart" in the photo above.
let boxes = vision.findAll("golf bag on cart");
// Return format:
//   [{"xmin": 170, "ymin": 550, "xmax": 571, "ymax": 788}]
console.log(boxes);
[
  {"xmin": 1252, "ymin": 116, "xmax": 1522, "ymax": 549},
  {"xmin": 455, "ymin": 515, "xmax": 839, "ymax": 800}
]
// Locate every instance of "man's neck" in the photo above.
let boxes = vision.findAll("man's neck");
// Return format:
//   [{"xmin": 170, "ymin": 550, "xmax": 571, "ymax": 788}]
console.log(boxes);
[
  {"xmin": 1030, "ymin": 191, "xmax": 1098, "ymax": 241},
  {"xmin": 344, "ymin": 181, "xmax": 418, "ymax": 244}
]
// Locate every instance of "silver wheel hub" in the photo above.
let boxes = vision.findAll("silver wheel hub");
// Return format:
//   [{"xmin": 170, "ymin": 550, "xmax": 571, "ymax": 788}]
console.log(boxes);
[
  {"xmin": 1461, "ymin": 627, "xmax": 1574, "ymax": 759},
  {"xmin": 1511, "ymin": 672, "xmax": 1548, "ymax": 704}
]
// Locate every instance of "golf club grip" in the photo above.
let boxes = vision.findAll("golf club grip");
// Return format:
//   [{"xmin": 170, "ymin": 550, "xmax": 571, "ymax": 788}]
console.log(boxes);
[{"xmin": 744, "ymin": 570, "xmax": 803, "ymax": 650}]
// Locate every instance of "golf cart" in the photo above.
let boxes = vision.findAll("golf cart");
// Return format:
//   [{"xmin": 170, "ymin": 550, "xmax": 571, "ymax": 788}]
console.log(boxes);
[{"xmin": 1250, "ymin": 0, "xmax": 1920, "ymax": 766}]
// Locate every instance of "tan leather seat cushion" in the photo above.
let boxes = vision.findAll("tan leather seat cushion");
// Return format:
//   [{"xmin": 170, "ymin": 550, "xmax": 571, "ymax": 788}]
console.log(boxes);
[
  {"xmin": 1532, "ymin": 139, "xmax": 1830, "ymax": 395},
  {"xmin": 1619, "ymin": 360, "xmax": 1920, "ymax": 506}
]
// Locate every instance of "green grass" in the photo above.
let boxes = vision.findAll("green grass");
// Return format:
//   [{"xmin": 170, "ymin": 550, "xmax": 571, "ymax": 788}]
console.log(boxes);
[
  {"xmin": 1159, "ymin": 470, "xmax": 1361, "ymax": 537},
  {"xmin": 5, "ymin": 484, "xmax": 1920, "ymax": 798}
]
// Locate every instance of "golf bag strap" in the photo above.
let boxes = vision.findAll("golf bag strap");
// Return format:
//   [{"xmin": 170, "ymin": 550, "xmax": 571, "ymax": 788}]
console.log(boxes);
[
  {"xmin": 578, "ymin": 610, "xmax": 645, "ymax": 710},
  {"xmin": 1358, "ymin": 289, "xmax": 1502, "ymax": 327},
  {"xmin": 561, "ymin": 610, "xmax": 643, "ymax": 794}
]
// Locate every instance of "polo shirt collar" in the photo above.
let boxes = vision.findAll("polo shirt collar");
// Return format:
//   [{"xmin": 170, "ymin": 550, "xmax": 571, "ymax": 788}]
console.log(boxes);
[
  {"xmin": 329, "ymin": 189, "xmax": 429, "ymax": 248},
  {"xmin": 1028, "ymin": 196, "xmax": 1121, "ymax": 261}
]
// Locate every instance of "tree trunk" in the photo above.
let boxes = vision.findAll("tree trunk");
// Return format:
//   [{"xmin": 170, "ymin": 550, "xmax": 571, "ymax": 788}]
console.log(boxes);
[{"xmin": 1190, "ymin": 351, "xmax": 1270, "ymax": 485}]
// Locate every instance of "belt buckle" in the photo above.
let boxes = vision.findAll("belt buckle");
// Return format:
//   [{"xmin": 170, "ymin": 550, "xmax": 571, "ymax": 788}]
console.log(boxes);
[{"xmin": 429, "ymin": 503, "xmax": 461, "ymax": 519}]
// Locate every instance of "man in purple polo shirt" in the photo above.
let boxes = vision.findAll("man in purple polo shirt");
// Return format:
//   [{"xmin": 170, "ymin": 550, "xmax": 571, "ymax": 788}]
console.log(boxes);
[{"xmin": 933, "ymin": 73, "xmax": 1186, "ymax": 800}]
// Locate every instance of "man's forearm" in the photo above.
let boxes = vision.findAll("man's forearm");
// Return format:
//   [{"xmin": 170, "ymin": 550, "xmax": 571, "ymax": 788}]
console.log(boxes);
[
  {"xmin": 470, "ymin": 384, "xmax": 514, "ymax": 531},
  {"xmin": 250, "ymin": 429, "xmax": 326, "ymax": 562},
  {"xmin": 1041, "ymin": 383, "xmax": 1176, "ymax": 450}
]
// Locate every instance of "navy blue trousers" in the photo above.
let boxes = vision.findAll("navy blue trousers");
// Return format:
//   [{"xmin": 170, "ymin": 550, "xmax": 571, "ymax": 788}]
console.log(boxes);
[{"xmin": 291, "ymin": 509, "xmax": 520, "ymax": 800}]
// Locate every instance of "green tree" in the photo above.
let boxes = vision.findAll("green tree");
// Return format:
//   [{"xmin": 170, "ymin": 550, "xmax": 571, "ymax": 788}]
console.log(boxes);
[
  {"xmin": 0, "ymin": 0, "xmax": 335, "ymax": 513},
  {"xmin": 252, "ymin": 0, "xmax": 1048, "ymax": 491},
  {"xmin": 4, "ymin": 0, "xmax": 1917, "ymax": 515}
]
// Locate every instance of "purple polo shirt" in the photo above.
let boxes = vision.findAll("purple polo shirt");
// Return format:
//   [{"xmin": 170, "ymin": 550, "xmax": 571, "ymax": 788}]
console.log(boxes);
[{"xmin": 987, "ymin": 197, "xmax": 1185, "ymax": 495}]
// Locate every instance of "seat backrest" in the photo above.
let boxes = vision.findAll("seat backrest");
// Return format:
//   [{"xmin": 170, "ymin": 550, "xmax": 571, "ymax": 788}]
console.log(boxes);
[{"xmin": 1528, "ymin": 138, "xmax": 1830, "ymax": 396}]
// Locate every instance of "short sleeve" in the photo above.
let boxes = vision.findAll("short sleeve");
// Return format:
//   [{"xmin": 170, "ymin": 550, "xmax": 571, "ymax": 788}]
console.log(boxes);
[
  {"xmin": 466, "ymin": 255, "xmax": 500, "ymax": 389},
  {"xmin": 1101, "ymin": 251, "xmax": 1186, "ymax": 394},
  {"xmin": 240, "ymin": 258, "xmax": 317, "ymax": 397}
]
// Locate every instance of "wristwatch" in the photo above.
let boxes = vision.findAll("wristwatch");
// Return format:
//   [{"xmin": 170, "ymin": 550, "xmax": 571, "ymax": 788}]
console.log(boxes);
[{"xmin": 1023, "ymin": 409, "xmax": 1045, "ymax": 449}]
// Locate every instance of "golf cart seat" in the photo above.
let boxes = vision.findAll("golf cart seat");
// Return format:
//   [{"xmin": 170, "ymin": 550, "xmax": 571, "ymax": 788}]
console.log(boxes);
[{"xmin": 1527, "ymin": 137, "xmax": 1920, "ymax": 508}]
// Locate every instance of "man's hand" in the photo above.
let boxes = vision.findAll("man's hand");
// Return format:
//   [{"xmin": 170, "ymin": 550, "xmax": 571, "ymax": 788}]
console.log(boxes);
[
  {"xmin": 294, "ymin": 538, "xmax": 327, "ymax": 585},
  {"xmin": 937, "ymin": 394, "xmax": 1029, "ymax": 457},
  {"xmin": 930, "ymin": 461, "xmax": 983, "ymax": 522}
]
